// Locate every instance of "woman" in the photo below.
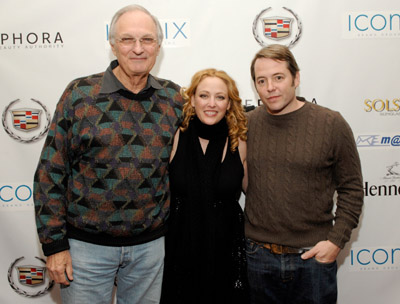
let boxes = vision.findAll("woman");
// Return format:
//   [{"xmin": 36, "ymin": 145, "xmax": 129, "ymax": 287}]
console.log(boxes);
[{"xmin": 161, "ymin": 69, "xmax": 248, "ymax": 303}]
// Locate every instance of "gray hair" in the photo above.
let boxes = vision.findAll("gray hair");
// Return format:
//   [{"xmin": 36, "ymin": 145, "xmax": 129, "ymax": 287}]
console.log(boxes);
[{"xmin": 108, "ymin": 4, "xmax": 163, "ymax": 46}]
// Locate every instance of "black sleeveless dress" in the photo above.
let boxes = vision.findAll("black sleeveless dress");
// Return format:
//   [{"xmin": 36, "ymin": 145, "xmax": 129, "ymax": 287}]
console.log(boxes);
[{"xmin": 161, "ymin": 119, "xmax": 249, "ymax": 304}]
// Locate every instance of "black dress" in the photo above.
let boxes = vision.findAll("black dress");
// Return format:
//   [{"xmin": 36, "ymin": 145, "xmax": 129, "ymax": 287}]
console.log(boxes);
[{"xmin": 161, "ymin": 117, "xmax": 249, "ymax": 304}]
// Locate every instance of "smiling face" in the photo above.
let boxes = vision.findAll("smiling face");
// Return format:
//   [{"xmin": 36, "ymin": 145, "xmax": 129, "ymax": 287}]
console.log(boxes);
[
  {"xmin": 191, "ymin": 76, "xmax": 230, "ymax": 125},
  {"xmin": 254, "ymin": 57, "xmax": 301, "ymax": 115},
  {"xmin": 111, "ymin": 10, "xmax": 160, "ymax": 78}
]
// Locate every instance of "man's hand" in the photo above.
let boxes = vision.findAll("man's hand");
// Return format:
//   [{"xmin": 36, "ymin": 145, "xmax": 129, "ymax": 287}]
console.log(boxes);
[
  {"xmin": 301, "ymin": 240, "xmax": 340, "ymax": 264},
  {"xmin": 46, "ymin": 250, "xmax": 73, "ymax": 285}
]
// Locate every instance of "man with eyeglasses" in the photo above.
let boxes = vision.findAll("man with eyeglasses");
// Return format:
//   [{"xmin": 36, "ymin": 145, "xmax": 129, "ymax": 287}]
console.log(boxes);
[{"xmin": 34, "ymin": 4, "xmax": 183, "ymax": 303}]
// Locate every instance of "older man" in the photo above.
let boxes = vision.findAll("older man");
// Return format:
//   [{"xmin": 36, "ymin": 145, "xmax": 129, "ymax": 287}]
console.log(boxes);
[{"xmin": 34, "ymin": 5, "xmax": 183, "ymax": 303}]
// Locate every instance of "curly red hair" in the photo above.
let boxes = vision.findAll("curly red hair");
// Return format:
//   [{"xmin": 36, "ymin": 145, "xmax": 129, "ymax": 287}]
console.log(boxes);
[{"xmin": 180, "ymin": 69, "xmax": 247, "ymax": 151}]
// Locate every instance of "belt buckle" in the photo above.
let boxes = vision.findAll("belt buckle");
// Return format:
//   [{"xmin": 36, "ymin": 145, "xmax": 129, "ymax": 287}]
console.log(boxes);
[{"xmin": 271, "ymin": 243, "xmax": 285, "ymax": 254}]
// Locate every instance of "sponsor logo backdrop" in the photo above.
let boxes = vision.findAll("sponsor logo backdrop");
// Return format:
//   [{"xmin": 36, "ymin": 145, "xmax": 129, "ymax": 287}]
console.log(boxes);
[{"xmin": 1, "ymin": 0, "xmax": 399, "ymax": 302}]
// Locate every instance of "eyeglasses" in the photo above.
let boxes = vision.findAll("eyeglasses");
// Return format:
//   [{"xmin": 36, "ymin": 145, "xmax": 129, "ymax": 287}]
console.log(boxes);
[{"xmin": 116, "ymin": 37, "xmax": 157, "ymax": 47}]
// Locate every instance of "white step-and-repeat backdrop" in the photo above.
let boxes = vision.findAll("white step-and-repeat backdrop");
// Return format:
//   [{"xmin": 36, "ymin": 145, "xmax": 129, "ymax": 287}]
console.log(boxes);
[{"xmin": 1, "ymin": 0, "xmax": 399, "ymax": 303}]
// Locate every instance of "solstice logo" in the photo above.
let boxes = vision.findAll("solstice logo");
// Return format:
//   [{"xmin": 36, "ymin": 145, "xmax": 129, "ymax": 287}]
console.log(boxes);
[{"xmin": 364, "ymin": 98, "xmax": 400, "ymax": 116}]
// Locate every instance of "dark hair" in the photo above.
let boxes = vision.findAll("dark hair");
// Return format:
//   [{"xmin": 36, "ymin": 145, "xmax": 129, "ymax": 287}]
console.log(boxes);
[{"xmin": 250, "ymin": 44, "xmax": 300, "ymax": 82}]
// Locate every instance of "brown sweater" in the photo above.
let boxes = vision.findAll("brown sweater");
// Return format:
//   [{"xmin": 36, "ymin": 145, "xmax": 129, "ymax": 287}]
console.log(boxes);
[{"xmin": 245, "ymin": 101, "xmax": 364, "ymax": 249}]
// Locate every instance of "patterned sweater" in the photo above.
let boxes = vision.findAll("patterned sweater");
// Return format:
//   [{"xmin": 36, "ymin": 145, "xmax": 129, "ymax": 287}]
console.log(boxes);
[
  {"xmin": 245, "ymin": 101, "xmax": 364, "ymax": 249},
  {"xmin": 34, "ymin": 63, "xmax": 183, "ymax": 256}
]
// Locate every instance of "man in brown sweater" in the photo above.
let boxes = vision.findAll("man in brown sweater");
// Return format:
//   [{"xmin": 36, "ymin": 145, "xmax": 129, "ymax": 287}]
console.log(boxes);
[{"xmin": 245, "ymin": 44, "xmax": 364, "ymax": 304}]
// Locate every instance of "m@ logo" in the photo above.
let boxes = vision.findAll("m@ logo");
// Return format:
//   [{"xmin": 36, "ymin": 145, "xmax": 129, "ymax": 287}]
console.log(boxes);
[{"xmin": 356, "ymin": 135, "xmax": 400, "ymax": 147}]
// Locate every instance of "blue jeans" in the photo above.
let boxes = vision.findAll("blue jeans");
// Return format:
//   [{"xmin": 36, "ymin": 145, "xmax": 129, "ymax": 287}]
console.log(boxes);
[
  {"xmin": 246, "ymin": 238, "xmax": 337, "ymax": 304},
  {"xmin": 60, "ymin": 237, "xmax": 165, "ymax": 304}
]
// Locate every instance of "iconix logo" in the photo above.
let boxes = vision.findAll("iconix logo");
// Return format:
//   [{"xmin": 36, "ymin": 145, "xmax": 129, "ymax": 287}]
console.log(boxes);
[
  {"xmin": 0, "ymin": 184, "xmax": 32, "ymax": 203},
  {"xmin": 105, "ymin": 19, "xmax": 190, "ymax": 48},
  {"xmin": 160, "ymin": 19, "xmax": 190, "ymax": 47},
  {"xmin": 343, "ymin": 11, "xmax": 400, "ymax": 39},
  {"xmin": 0, "ymin": 184, "xmax": 33, "ymax": 212},
  {"xmin": 356, "ymin": 135, "xmax": 400, "ymax": 147},
  {"xmin": 350, "ymin": 247, "xmax": 400, "ymax": 272}
]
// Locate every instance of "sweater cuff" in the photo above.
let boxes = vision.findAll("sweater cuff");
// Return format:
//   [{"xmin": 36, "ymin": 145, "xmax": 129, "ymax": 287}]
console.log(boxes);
[
  {"xmin": 42, "ymin": 238, "xmax": 70, "ymax": 256},
  {"xmin": 327, "ymin": 225, "xmax": 350, "ymax": 249}
]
